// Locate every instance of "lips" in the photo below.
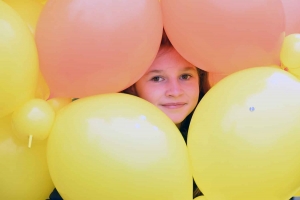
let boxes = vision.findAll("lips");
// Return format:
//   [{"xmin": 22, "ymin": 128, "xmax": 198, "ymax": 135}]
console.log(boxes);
[{"xmin": 161, "ymin": 102, "xmax": 186, "ymax": 109}]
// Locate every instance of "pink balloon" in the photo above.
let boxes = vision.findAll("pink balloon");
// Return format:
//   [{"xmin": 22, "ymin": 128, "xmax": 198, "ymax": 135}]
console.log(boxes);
[
  {"xmin": 36, "ymin": 0, "xmax": 163, "ymax": 98},
  {"xmin": 281, "ymin": 0, "xmax": 300, "ymax": 35},
  {"xmin": 162, "ymin": 0, "xmax": 285, "ymax": 74}
]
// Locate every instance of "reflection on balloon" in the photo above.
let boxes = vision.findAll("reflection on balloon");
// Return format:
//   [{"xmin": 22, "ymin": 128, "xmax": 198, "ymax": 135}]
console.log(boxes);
[
  {"xmin": 280, "ymin": 34, "xmax": 300, "ymax": 79},
  {"xmin": 162, "ymin": 0, "xmax": 285, "ymax": 74},
  {"xmin": 48, "ymin": 93, "xmax": 192, "ymax": 200},
  {"xmin": 0, "ymin": 115, "xmax": 54, "ymax": 200},
  {"xmin": 188, "ymin": 67, "xmax": 300, "ymax": 200},
  {"xmin": 36, "ymin": 0, "xmax": 163, "ymax": 98},
  {"xmin": 0, "ymin": 1, "xmax": 39, "ymax": 118}
]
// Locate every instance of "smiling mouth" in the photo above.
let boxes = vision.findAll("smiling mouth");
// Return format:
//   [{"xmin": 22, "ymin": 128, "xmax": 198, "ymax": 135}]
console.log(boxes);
[{"xmin": 161, "ymin": 103, "xmax": 186, "ymax": 109}]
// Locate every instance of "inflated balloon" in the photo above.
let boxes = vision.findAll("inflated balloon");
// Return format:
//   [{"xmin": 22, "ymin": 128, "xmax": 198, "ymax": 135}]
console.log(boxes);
[
  {"xmin": 48, "ymin": 93, "xmax": 192, "ymax": 200},
  {"xmin": 0, "ymin": 1, "xmax": 39, "ymax": 118},
  {"xmin": 280, "ymin": 34, "xmax": 300, "ymax": 79},
  {"xmin": 207, "ymin": 73, "xmax": 229, "ymax": 88},
  {"xmin": 47, "ymin": 97, "xmax": 72, "ymax": 113},
  {"xmin": 281, "ymin": 0, "xmax": 300, "ymax": 35},
  {"xmin": 36, "ymin": 0, "xmax": 163, "ymax": 98},
  {"xmin": 188, "ymin": 67, "xmax": 300, "ymax": 200},
  {"xmin": 162, "ymin": 0, "xmax": 285, "ymax": 74},
  {"xmin": 11, "ymin": 99, "xmax": 55, "ymax": 147},
  {"xmin": 0, "ymin": 115, "xmax": 54, "ymax": 200},
  {"xmin": 35, "ymin": 72, "xmax": 50, "ymax": 100},
  {"xmin": 194, "ymin": 197, "xmax": 207, "ymax": 200},
  {"xmin": 3, "ymin": 0, "xmax": 43, "ymax": 34}
]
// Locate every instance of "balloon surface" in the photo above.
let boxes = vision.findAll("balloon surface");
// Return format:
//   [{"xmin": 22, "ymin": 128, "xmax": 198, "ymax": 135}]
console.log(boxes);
[
  {"xmin": 0, "ymin": 115, "xmax": 54, "ymax": 200},
  {"xmin": 0, "ymin": 1, "xmax": 39, "ymax": 118},
  {"xmin": 280, "ymin": 34, "xmax": 300, "ymax": 79},
  {"xmin": 162, "ymin": 0, "xmax": 285, "ymax": 74},
  {"xmin": 281, "ymin": 0, "xmax": 300, "ymax": 35},
  {"xmin": 188, "ymin": 67, "xmax": 300, "ymax": 200},
  {"xmin": 47, "ymin": 93, "xmax": 192, "ymax": 200},
  {"xmin": 12, "ymin": 99, "xmax": 55, "ymax": 141},
  {"xmin": 35, "ymin": 72, "xmax": 50, "ymax": 100},
  {"xmin": 3, "ymin": 0, "xmax": 43, "ymax": 34},
  {"xmin": 47, "ymin": 97, "xmax": 72, "ymax": 113},
  {"xmin": 36, "ymin": 0, "xmax": 163, "ymax": 98}
]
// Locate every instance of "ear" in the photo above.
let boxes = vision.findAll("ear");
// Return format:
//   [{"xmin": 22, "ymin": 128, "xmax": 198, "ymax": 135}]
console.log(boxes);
[{"xmin": 123, "ymin": 85, "xmax": 137, "ymax": 96}]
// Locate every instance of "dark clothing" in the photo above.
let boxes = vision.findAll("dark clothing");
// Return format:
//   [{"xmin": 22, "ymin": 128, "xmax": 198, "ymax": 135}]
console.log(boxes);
[{"xmin": 49, "ymin": 188, "xmax": 63, "ymax": 200}]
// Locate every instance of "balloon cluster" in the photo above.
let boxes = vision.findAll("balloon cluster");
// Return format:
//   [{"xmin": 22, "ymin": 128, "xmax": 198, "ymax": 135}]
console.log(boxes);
[{"xmin": 1, "ymin": 0, "xmax": 300, "ymax": 199}]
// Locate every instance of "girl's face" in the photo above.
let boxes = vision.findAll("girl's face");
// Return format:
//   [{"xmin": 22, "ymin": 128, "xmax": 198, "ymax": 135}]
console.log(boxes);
[{"xmin": 130, "ymin": 47, "xmax": 199, "ymax": 127}]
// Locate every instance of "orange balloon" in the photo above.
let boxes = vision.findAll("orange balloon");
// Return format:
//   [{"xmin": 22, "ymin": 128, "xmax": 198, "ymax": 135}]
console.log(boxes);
[
  {"xmin": 35, "ymin": 0, "xmax": 163, "ymax": 98},
  {"xmin": 162, "ymin": 0, "xmax": 285, "ymax": 74},
  {"xmin": 282, "ymin": 0, "xmax": 300, "ymax": 36}
]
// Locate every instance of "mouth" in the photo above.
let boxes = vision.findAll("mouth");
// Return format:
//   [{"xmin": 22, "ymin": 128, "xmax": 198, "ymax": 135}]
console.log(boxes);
[{"xmin": 160, "ymin": 102, "xmax": 186, "ymax": 109}]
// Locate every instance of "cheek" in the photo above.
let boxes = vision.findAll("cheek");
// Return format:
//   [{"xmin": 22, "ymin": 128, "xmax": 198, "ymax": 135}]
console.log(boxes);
[{"xmin": 135, "ymin": 84, "xmax": 159, "ymax": 104}]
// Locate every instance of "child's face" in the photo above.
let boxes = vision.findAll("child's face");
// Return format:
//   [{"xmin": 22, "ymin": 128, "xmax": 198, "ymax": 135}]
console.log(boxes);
[{"xmin": 131, "ymin": 47, "xmax": 199, "ymax": 126}]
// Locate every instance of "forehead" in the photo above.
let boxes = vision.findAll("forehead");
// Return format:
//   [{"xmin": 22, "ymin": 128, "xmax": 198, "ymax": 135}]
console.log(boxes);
[{"xmin": 147, "ymin": 47, "xmax": 196, "ymax": 71}]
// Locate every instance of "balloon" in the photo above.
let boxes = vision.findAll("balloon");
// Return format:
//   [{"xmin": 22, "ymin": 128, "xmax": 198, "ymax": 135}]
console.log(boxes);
[
  {"xmin": 47, "ymin": 97, "xmax": 72, "ymax": 113},
  {"xmin": 280, "ymin": 34, "xmax": 300, "ymax": 79},
  {"xmin": 162, "ymin": 0, "xmax": 285, "ymax": 74},
  {"xmin": 36, "ymin": 0, "xmax": 163, "ymax": 98},
  {"xmin": 35, "ymin": 71, "xmax": 50, "ymax": 100},
  {"xmin": 0, "ymin": 1, "xmax": 39, "ymax": 118},
  {"xmin": 47, "ymin": 93, "xmax": 192, "ymax": 200},
  {"xmin": 208, "ymin": 66, "xmax": 282, "ymax": 87},
  {"xmin": 207, "ymin": 73, "xmax": 229, "ymax": 88},
  {"xmin": 188, "ymin": 67, "xmax": 300, "ymax": 200},
  {"xmin": 281, "ymin": 0, "xmax": 300, "ymax": 35},
  {"xmin": 3, "ymin": 0, "xmax": 43, "ymax": 35},
  {"xmin": 194, "ymin": 196, "xmax": 207, "ymax": 200},
  {"xmin": 0, "ymin": 115, "xmax": 54, "ymax": 200},
  {"xmin": 11, "ymin": 99, "xmax": 55, "ymax": 145}
]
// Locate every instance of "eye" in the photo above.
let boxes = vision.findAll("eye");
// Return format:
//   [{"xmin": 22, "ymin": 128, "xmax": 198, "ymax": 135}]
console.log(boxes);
[
  {"xmin": 180, "ymin": 74, "xmax": 192, "ymax": 80},
  {"xmin": 150, "ymin": 76, "xmax": 164, "ymax": 82}
]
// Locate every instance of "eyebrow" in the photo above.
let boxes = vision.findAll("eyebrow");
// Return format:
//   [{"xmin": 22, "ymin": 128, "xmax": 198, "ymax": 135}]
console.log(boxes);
[{"xmin": 147, "ymin": 66, "xmax": 197, "ymax": 74}]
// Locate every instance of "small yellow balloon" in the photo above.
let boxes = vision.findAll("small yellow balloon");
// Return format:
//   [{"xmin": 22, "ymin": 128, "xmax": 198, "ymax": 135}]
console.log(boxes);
[
  {"xmin": 188, "ymin": 67, "xmax": 300, "ymax": 200},
  {"xmin": 12, "ymin": 99, "xmax": 55, "ymax": 144},
  {"xmin": 0, "ymin": 115, "xmax": 54, "ymax": 200},
  {"xmin": 0, "ymin": 1, "xmax": 39, "ymax": 118},
  {"xmin": 280, "ymin": 34, "xmax": 300, "ymax": 78},
  {"xmin": 47, "ymin": 97, "xmax": 72, "ymax": 113},
  {"xmin": 3, "ymin": 0, "xmax": 43, "ymax": 35},
  {"xmin": 48, "ymin": 93, "xmax": 192, "ymax": 200}
]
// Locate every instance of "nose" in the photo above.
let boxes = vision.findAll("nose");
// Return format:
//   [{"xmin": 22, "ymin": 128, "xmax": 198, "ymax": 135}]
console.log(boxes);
[{"xmin": 165, "ymin": 79, "xmax": 183, "ymax": 97}]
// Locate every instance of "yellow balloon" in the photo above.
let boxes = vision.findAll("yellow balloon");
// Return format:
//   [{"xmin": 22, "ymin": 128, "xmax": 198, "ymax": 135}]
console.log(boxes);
[
  {"xmin": 35, "ymin": 72, "xmax": 50, "ymax": 100},
  {"xmin": 3, "ymin": 0, "xmax": 43, "ymax": 35},
  {"xmin": 188, "ymin": 67, "xmax": 300, "ymax": 200},
  {"xmin": 11, "ymin": 99, "xmax": 55, "ymax": 142},
  {"xmin": 48, "ymin": 93, "xmax": 192, "ymax": 200},
  {"xmin": 194, "ymin": 196, "xmax": 207, "ymax": 200},
  {"xmin": 295, "ymin": 190, "xmax": 300, "ymax": 197},
  {"xmin": 47, "ymin": 97, "xmax": 72, "ymax": 113},
  {"xmin": 0, "ymin": 115, "xmax": 54, "ymax": 200},
  {"xmin": 0, "ymin": 1, "xmax": 39, "ymax": 118},
  {"xmin": 280, "ymin": 34, "xmax": 300, "ymax": 79}
]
